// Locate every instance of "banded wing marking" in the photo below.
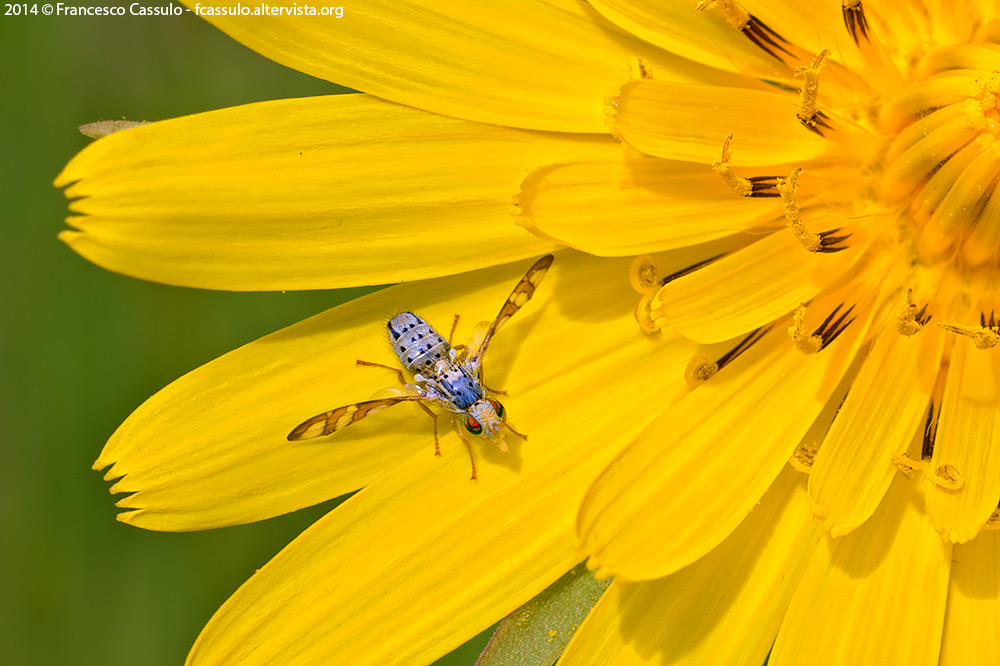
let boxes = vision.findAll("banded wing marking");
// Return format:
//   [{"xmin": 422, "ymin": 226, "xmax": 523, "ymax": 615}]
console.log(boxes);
[
  {"xmin": 287, "ymin": 395, "xmax": 429, "ymax": 441},
  {"xmin": 471, "ymin": 254, "xmax": 554, "ymax": 365}
]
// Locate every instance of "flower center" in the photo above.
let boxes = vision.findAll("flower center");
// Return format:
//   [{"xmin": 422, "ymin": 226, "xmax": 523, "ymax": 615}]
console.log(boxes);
[{"xmin": 880, "ymin": 46, "xmax": 1000, "ymax": 271}]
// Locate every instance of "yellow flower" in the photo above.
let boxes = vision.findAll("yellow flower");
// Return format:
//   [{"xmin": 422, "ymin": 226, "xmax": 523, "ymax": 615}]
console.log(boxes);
[{"xmin": 56, "ymin": 1, "xmax": 1000, "ymax": 665}]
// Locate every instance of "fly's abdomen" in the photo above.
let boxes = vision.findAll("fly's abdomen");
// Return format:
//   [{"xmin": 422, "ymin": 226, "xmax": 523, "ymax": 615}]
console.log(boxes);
[{"xmin": 387, "ymin": 312, "xmax": 450, "ymax": 375}]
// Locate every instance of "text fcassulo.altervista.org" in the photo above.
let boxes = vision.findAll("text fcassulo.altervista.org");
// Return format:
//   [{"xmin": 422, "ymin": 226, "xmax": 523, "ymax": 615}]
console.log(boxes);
[{"xmin": 193, "ymin": 3, "xmax": 344, "ymax": 17}]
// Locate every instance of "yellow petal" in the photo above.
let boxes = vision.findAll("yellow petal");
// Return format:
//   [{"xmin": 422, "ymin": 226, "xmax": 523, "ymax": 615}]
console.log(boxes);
[
  {"xmin": 589, "ymin": 0, "xmax": 787, "ymax": 78},
  {"xmin": 560, "ymin": 467, "xmax": 821, "ymax": 666},
  {"xmin": 770, "ymin": 477, "xmax": 951, "ymax": 666},
  {"xmin": 610, "ymin": 79, "xmax": 829, "ymax": 166},
  {"xmin": 516, "ymin": 157, "xmax": 777, "ymax": 255},
  {"xmin": 579, "ymin": 304, "xmax": 868, "ymax": 581},
  {"xmin": 925, "ymin": 338, "xmax": 1000, "ymax": 543},
  {"xmin": 183, "ymin": 0, "xmax": 750, "ymax": 133},
  {"xmin": 745, "ymin": 0, "xmax": 867, "ymax": 70},
  {"xmin": 653, "ymin": 229, "xmax": 861, "ymax": 344},
  {"xmin": 56, "ymin": 94, "xmax": 623, "ymax": 290},
  {"xmin": 182, "ymin": 256, "xmax": 694, "ymax": 665},
  {"xmin": 810, "ymin": 324, "xmax": 944, "ymax": 536},
  {"xmin": 97, "ymin": 253, "xmax": 692, "ymax": 532},
  {"xmin": 940, "ymin": 531, "xmax": 1000, "ymax": 666}
]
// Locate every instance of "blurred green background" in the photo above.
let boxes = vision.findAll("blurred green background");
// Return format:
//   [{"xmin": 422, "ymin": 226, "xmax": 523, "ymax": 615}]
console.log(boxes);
[{"xmin": 0, "ymin": 5, "xmax": 492, "ymax": 665}]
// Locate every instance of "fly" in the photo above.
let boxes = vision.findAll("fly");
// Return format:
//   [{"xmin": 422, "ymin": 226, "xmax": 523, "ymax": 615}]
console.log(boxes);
[{"xmin": 288, "ymin": 254, "xmax": 554, "ymax": 479}]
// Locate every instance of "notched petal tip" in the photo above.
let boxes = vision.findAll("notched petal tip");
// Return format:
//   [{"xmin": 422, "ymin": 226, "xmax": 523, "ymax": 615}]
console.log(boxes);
[
  {"xmin": 57, "ymin": 229, "xmax": 81, "ymax": 246},
  {"xmin": 603, "ymin": 89, "xmax": 625, "ymax": 139},
  {"xmin": 113, "ymin": 492, "xmax": 138, "ymax": 509},
  {"xmin": 95, "ymin": 457, "xmax": 128, "ymax": 485},
  {"xmin": 115, "ymin": 509, "xmax": 142, "ymax": 525},
  {"xmin": 108, "ymin": 474, "xmax": 135, "ymax": 495}
]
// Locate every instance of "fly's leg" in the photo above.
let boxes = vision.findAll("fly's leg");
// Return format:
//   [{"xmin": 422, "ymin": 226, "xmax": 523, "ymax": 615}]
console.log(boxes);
[
  {"xmin": 448, "ymin": 313, "xmax": 472, "ymax": 360},
  {"xmin": 504, "ymin": 422, "xmax": 528, "ymax": 440},
  {"xmin": 356, "ymin": 359, "xmax": 446, "ymax": 461},
  {"xmin": 459, "ymin": 432, "xmax": 479, "ymax": 481},
  {"xmin": 417, "ymin": 402, "xmax": 441, "ymax": 456},
  {"xmin": 356, "ymin": 359, "xmax": 406, "ymax": 384},
  {"xmin": 452, "ymin": 416, "xmax": 479, "ymax": 480}
]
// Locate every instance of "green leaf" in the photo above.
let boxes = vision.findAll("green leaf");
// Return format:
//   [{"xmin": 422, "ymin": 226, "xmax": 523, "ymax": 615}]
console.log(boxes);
[{"xmin": 475, "ymin": 563, "xmax": 610, "ymax": 666}]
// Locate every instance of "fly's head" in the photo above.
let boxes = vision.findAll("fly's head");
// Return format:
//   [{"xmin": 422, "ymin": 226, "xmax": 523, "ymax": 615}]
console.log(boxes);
[{"xmin": 463, "ymin": 398, "xmax": 507, "ymax": 447}]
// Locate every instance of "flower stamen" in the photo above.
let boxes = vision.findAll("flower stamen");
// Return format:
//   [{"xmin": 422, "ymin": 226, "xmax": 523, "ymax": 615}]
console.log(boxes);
[
  {"xmin": 778, "ymin": 169, "xmax": 851, "ymax": 252},
  {"xmin": 778, "ymin": 169, "xmax": 816, "ymax": 249},
  {"xmin": 713, "ymin": 134, "xmax": 752, "ymax": 197},
  {"xmin": 635, "ymin": 292, "xmax": 664, "ymax": 334},
  {"xmin": 629, "ymin": 255, "xmax": 659, "ymax": 294},
  {"xmin": 895, "ymin": 289, "xmax": 932, "ymax": 335},
  {"xmin": 693, "ymin": 0, "xmax": 795, "ymax": 63},
  {"xmin": 927, "ymin": 463, "xmax": 964, "ymax": 490},
  {"xmin": 936, "ymin": 312, "xmax": 1000, "ymax": 349},
  {"xmin": 693, "ymin": 0, "xmax": 747, "ymax": 29},
  {"xmin": 841, "ymin": 0, "xmax": 871, "ymax": 46},
  {"xmin": 795, "ymin": 50, "xmax": 833, "ymax": 135},
  {"xmin": 712, "ymin": 134, "xmax": 780, "ymax": 197},
  {"xmin": 790, "ymin": 440, "xmax": 819, "ymax": 473},
  {"xmin": 890, "ymin": 452, "xmax": 924, "ymax": 479},
  {"xmin": 685, "ymin": 354, "xmax": 718, "ymax": 385},
  {"xmin": 628, "ymin": 56, "xmax": 653, "ymax": 81},
  {"xmin": 789, "ymin": 302, "xmax": 857, "ymax": 354}
]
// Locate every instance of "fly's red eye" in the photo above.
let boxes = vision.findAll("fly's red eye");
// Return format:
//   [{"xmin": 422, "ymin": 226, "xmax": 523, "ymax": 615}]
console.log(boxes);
[
  {"xmin": 464, "ymin": 416, "xmax": 483, "ymax": 435},
  {"xmin": 489, "ymin": 399, "xmax": 505, "ymax": 419}
]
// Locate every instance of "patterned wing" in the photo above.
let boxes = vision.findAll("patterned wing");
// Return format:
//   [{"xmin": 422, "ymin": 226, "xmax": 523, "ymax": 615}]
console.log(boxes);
[
  {"xmin": 471, "ymin": 254, "xmax": 554, "ymax": 366},
  {"xmin": 287, "ymin": 395, "xmax": 428, "ymax": 441}
]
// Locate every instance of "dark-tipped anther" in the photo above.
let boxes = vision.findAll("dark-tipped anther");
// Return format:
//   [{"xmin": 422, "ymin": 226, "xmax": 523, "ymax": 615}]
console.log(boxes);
[
  {"xmin": 799, "ymin": 115, "xmax": 828, "ymax": 136},
  {"xmin": 985, "ymin": 310, "xmax": 999, "ymax": 330},
  {"xmin": 715, "ymin": 326, "xmax": 772, "ymax": 371},
  {"xmin": 813, "ymin": 303, "xmax": 857, "ymax": 350},
  {"xmin": 741, "ymin": 14, "xmax": 795, "ymax": 62},
  {"xmin": 660, "ymin": 253, "xmax": 726, "ymax": 286},
  {"xmin": 748, "ymin": 175, "xmax": 781, "ymax": 198},
  {"xmin": 816, "ymin": 229, "xmax": 852, "ymax": 253},
  {"xmin": 842, "ymin": 1, "xmax": 871, "ymax": 46},
  {"xmin": 915, "ymin": 304, "xmax": 931, "ymax": 326},
  {"xmin": 921, "ymin": 401, "xmax": 939, "ymax": 460}
]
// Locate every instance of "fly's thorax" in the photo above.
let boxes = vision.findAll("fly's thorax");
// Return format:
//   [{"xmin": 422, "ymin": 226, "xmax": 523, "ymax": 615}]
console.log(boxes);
[
  {"xmin": 387, "ymin": 312, "xmax": 450, "ymax": 375},
  {"xmin": 436, "ymin": 364, "xmax": 483, "ymax": 410}
]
